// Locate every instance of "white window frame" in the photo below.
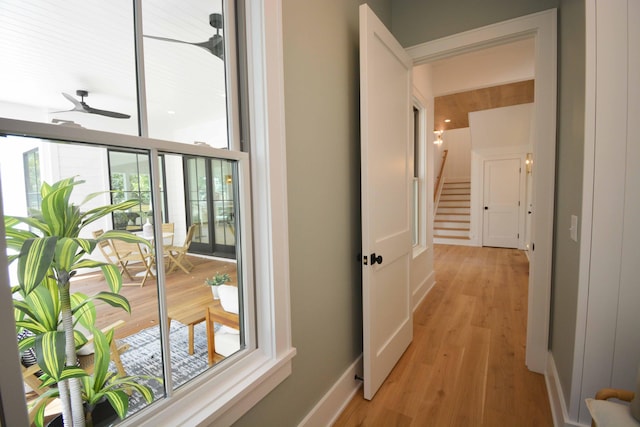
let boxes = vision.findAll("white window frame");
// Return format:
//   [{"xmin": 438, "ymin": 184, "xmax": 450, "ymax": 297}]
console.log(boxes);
[
  {"xmin": 0, "ymin": 0, "xmax": 294, "ymax": 425},
  {"xmin": 412, "ymin": 91, "xmax": 428, "ymax": 258}
]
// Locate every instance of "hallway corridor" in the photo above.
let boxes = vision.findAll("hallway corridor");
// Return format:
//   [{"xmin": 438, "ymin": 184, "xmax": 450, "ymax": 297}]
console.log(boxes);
[{"xmin": 333, "ymin": 245, "xmax": 553, "ymax": 426}]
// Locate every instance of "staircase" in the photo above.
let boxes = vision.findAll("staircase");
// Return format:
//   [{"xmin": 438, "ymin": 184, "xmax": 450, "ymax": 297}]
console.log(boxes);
[{"xmin": 434, "ymin": 180, "xmax": 471, "ymax": 243}]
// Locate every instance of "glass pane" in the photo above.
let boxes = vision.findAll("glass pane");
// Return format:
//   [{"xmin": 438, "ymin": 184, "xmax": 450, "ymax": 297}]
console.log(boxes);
[
  {"xmin": 109, "ymin": 151, "xmax": 156, "ymax": 231},
  {"xmin": 413, "ymin": 178, "xmax": 419, "ymax": 246},
  {"xmin": 142, "ymin": 0, "xmax": 229, "ymax": 148},
  {"xmin": 212, "ymin": 159, "xmax": 236, "ymax": 248},
  {"xmin": 0, "ymin": 1, "xmax": 139, "ymax": 134},
  {"xmin": 1, "ymin": 136, "xmax": 165, "ymax": 420},
  {"xmin": 161, "ymin": 154, "xmax": 244, "ymax": 391}
]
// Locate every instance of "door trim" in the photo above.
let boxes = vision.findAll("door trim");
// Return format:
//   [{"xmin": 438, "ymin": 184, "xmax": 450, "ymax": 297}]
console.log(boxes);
[{"xmin": 407, "ymin": 9, "xmax": 557, "ymax": 373}]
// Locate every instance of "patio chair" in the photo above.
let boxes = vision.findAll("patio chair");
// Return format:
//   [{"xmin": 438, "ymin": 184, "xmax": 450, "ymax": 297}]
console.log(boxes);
[
  {"xmin": 92, "ymin": 229, "xmax": 134, "ymax": 281},
  {"xmin": 164, "ymin": 224, "xmax": 197, "ymax": 274},
  {"xmin": 162, "ymin": 222, "xmax": 175, "ymax": 246},
  {"xmin": 22, "ymin": 320, "xmax": 130, "ymax": 397},
  {"xmin": 111, "ymin": 237, "xmax": 156, "ymax": 287}
]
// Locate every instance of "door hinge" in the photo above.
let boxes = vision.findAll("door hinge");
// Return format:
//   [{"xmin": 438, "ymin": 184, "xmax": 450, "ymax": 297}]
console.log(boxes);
[
  {"xmin": 518, "ymin": 201, "xmax": 521, "ymax": 206},
  {"xmin": 517, "ymin": 233, "xmax": 520, "ymax": 238}
]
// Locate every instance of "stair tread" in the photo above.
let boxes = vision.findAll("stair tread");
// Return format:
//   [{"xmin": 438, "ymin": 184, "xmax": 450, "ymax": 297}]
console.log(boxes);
[{"xmin": 434, "ymin": 220, "xmax": 470, "ymax": 223}]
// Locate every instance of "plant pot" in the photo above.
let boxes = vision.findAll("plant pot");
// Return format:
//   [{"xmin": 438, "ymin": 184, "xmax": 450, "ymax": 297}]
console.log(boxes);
[
  {"xmin": 211, "ymin": 286, "xmax": 220, "ymax": 299},
  {"xmin": 47, "ymin": 400, "xmax": 119, "ymax": 427}
]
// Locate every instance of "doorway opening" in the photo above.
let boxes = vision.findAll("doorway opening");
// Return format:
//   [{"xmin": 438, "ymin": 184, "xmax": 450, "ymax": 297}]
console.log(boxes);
[{"xmin": 408, "ymin": 9, "xmax": 557, "ymax": 373}]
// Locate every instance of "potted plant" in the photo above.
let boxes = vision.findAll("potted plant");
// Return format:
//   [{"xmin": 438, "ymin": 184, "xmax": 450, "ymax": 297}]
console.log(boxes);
[
  {"xmin": 204, "ymin": 272, "xmax": 231, "ymax": 299},
  {"xmin": 7, "ymin": 177, "xmax": 156, "ymax": 427}
]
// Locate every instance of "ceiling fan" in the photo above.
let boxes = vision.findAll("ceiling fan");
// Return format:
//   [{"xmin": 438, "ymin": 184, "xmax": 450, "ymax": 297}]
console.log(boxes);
[
  {"xmin": 57, "ymin": 90, "xmax": 131, "ymax": 119},
  {"xmin": 144, "ymin": 13, "xmax": 224, "ymax": 60}
]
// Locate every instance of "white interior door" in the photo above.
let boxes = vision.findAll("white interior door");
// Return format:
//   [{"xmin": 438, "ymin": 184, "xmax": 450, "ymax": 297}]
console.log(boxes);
[
  {"xmin": 483, "ymin": 158, "xmax": 522, "ymax": 248},
  {"xmin": 359, "ymin": 4, "xmax": 413, "ymax": 400}
]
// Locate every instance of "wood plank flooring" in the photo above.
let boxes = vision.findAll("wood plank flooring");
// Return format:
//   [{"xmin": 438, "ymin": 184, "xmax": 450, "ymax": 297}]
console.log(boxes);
[
  {"xmin": 333, "ymin": 244, "xmax": 553, "ymax": 427},
  {"xmin": 71, "ymin": 255, "xmax": 237, "ymax": 339}
]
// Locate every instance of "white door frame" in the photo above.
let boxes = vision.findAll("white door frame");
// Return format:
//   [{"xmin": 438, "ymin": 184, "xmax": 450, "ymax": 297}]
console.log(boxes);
[{"xmin": 407, "ymin": 9, "xmax": 557, "ymax": 373}]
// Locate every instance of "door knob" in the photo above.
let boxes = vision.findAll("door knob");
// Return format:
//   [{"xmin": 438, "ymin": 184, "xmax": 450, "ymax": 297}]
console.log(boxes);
[
  {"xmin": 484, "ymin": 206, "xmax": 488, "ymax": 210},
  {"xmin": 370, "ymin": 253, "xmax": 383, "ymax": 265}
]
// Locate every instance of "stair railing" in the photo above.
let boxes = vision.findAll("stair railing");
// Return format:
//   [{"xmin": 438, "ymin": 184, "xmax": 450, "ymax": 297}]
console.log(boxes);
[{"xmin": 434, "ymin": 149, "xmax": 448, "ymax": 211}]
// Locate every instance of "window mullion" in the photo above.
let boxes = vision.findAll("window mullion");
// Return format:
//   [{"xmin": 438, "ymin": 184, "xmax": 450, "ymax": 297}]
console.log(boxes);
[{"xmin": 148, "ymin": 147, "xmax": 174, "ymax": 396}]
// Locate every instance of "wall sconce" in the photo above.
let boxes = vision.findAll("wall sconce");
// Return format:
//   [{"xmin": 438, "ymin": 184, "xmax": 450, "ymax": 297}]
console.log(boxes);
[
  {"xmin": 433, "ymin": 130, "xmax": 444, "ymax": 146},
  {"xmin": 225, "ymin": 174, "xmax": 233, "ymax": 184},
  {"xmin": 525, "ymin": 153, "xmax": 533, "ymax": 174}
]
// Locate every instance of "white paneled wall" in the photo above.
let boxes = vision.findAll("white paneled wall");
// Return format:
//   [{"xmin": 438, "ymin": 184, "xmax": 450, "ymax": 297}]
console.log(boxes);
[{"xmin": 574, "ymin": 0, "xmax": 640, "ymax": 424}]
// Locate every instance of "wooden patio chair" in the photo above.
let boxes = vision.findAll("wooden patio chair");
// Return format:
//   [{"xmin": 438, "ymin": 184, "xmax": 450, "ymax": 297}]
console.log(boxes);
[
  {"xmin": 161, "ymin": 223, "xmax": 175, "ymax": 246},
  {"xmin": 22, "ymin": 320, "xmax": 130, "ymax": 397},
  {"xmin": 164, "ymin": 224, "xmax": 197, "ymax": 274},
  {"xmin": 92, "ymin": 229, "xmax": 134, "ymax": 281},
  {"xmin": 111, "ymin": 238, "xmax": 155, "ymax": 287}
]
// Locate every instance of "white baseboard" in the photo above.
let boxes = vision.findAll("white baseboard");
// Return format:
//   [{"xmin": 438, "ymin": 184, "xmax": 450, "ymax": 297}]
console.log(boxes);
[
  {"xmin": 546, "ymin": 353, "xmax": 589, "ymax": 427},
  {"xmin": 298, "ymin": 356, "xmax": 363, "ymax": 427},
  {"xmin": 412, "ymin": 270, "xmax": 435, "ymax": 311}
]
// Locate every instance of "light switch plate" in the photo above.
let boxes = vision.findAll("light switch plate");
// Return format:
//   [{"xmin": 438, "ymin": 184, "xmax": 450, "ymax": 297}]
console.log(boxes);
[{"xmin": 570, "ymin": 215, "xmax": 578, "ymax": 242}]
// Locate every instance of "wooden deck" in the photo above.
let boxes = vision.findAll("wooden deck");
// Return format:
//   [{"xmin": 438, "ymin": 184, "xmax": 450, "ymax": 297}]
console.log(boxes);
[{"xmin": 72, "ymin": 254, "xmax": 237, "ymax": 340}]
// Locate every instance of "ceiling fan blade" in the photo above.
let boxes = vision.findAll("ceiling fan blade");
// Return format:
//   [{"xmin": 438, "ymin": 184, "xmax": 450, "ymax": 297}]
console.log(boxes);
[
  {"xmin": 61, "ymin": 92, "xmax": 86, "ymax": 112},
  {"xmin": 145, "ymin": 34, "xmax": 224, "ymax": 60},
  {"xmin": 83, "ymin": 104, "xmax": 131, "ymax": 119},
  {"xmin": 144, "ymin": 35, "xmax": 198, "ymax": 47},
  {"xmin": 58, "ymin": 92, "xmax": 130, "ymax": 119}
]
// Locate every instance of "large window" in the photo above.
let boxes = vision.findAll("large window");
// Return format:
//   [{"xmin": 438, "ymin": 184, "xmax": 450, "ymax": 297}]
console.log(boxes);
[{"xmin": 0, "ymin": 1, "xmax": 293, "ymax": 426}]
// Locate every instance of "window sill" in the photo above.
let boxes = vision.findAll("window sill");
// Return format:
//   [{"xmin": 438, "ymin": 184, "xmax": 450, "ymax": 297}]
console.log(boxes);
[{"xmin": 128, "ymin": 347, "xmax": 296, "ymax": 427}]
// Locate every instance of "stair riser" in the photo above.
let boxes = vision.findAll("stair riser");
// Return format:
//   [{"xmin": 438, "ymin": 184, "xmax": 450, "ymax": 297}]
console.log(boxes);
[
  {"xmin": 434, "ymin": 229, "xmax": 469, "ymax": 237},
  {"xmin": 433, "ymin": 235, "xmax": 471, "ymax": 241},
  {"xmin": 441, "ymin": 190, "xmax": 471, "ymax": 196},
  {"xmin": 442, "ymin": 182, "xmax": 470, "ymax": 189},
  {"xmin": 436, "ymin": 214, "xmax": 470, "ymax": 221},
  {"xmin": 437, "ymin": 207, "xmax": 470, "ymax": 214},
  {"xmin": 438, "ymin": 201, "xmax": 470, "ymax": 208},
  {"xmin": 434, "ymin": 222, "xmax": 470, "ymax": 229}
]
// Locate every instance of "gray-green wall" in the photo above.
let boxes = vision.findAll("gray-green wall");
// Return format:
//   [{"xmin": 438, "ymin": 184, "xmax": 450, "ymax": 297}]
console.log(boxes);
[
  {"xmin": 233, "ymin": 1, "xmax": 392, "ymax": 425},
  {"xmin": 551, "ymin": 0, "xmax": 585, "ymax": 405},
  {"xmin": 391, "ymin": 0, "xmax": 559, "ymax": 47},
  {"xmin": 236, "ymin": 1, "xmax": 590, "ymax": 425}
]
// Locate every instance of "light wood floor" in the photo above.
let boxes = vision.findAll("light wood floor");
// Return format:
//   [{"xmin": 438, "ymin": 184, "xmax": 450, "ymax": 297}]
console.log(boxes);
[
  {"xmin": 333, "ymin": 244, "xmax": 553, "ymax": 427},
  {"xmin": 72, "ymin": 255, "xmax": 237, "ymax": 339}
]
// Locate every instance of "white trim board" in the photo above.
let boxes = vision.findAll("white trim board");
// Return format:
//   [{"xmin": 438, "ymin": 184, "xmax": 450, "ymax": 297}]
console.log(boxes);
[
  {"xmin": 546, "ymin": 353, "xmax": 590, "ymax": 427},
  {"xmin": 407, "ymin": 8, "xmax": 557, "ymax": 374},
  {"xmin": 297, "ymin": 357, "xmax": 363, "ymax": 427}
]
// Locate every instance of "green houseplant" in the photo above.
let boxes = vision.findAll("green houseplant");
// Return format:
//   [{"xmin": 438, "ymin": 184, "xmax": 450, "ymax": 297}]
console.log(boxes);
[
  {"xmin": 7, "ymin": 177, "xmax": 156, "ymax": 427},
  {"xmin": 204, "ymin": 272, "xmax": 231, "ymax": 299}
]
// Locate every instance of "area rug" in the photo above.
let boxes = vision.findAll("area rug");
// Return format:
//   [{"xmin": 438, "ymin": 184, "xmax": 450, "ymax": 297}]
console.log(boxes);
[{"xmin": 113, "ymin": 321, "xmax": 235, "ymax": 416}]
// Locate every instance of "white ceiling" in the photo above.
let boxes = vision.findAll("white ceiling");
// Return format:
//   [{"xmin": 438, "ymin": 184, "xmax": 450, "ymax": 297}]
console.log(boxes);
[
  {"xmin": 0, "ymin": 0, "xmax": 227, "ymax": 144},
  {"xmin": 427, "ymin": 38, "xmax": 535, "ymax": 97}
]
